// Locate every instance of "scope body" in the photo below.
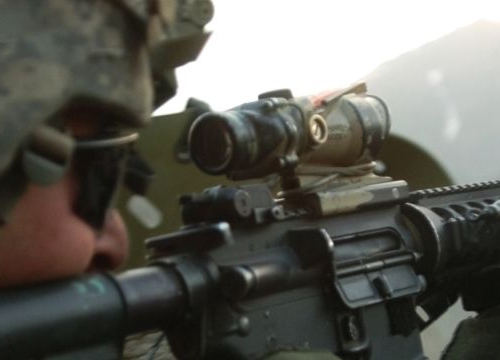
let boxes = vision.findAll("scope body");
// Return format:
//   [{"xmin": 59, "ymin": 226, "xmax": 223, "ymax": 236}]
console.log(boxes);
[{"xmin": 189, "ymin": 89, "xmax": 390, "ymax": 180}]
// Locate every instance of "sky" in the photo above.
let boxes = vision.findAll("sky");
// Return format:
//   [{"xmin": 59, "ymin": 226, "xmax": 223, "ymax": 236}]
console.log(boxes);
[{"xmin": 155, "ymin": 0, "xmax": 500, "ymax": 115}]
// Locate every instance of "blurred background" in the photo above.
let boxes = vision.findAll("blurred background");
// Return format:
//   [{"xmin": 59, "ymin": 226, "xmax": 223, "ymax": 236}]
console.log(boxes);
[{"xmin": 118, "ymin": 1, "xmax": 500, "ymax": 358}]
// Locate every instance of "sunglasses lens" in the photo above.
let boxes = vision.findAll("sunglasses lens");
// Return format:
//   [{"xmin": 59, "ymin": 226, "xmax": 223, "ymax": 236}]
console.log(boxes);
[
  {"xmin": 73, "ymin": 145, "xmax": 129, "ymax": 229},
  {"xmin": 71, "ymin": 132, "xmax": 155, "ymax": 230}
]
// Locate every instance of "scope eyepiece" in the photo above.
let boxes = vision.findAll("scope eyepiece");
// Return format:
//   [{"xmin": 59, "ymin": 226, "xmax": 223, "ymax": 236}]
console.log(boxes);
[
  {"xmin": 188, "ymin": 111, "xmax": 257, "ymax": 175},
  {"xmin": 188, "ymin": 98, "xmax": 310, "ymax": 180}
]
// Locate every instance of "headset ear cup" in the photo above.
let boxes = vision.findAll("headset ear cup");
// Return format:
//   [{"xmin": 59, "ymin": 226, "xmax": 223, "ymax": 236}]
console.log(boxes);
[
  {"xmin": 377, "ymin": 134, "xmax": 453, "ymax": 189},
  {"xmin": 22, "ymin": 151, "xmax": 69, "ymax": 187}
]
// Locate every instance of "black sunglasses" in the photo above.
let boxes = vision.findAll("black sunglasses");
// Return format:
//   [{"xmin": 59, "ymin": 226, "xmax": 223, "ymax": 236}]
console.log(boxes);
[{"xmin": 73, "ymin": 132, "xmax": 153, "ymax": 230}]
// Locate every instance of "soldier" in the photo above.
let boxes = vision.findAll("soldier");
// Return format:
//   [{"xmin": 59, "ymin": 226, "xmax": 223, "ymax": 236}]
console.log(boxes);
[
  {"xmin": 3, "ymin": 2, "xmax": 486, "ymax": 360},
  {"xmin": 0, "ymin": 1, "xmax": 214, "ymax": 358},
  {"xmin": 0, "ymin": 0, "xmax": 212, "ymax": 286},
  {"xmin": 0, "ymin": 2, "xmax": 343, "ymax": 359}
]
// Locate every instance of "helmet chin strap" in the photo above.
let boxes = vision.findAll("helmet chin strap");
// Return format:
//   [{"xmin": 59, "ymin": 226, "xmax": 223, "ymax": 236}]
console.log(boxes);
[
  {"xmin": 22, "ymin": 125, "xmax": 75, "ymax": 187},
  {"xmin": 0, "ymin": 125, "xmax": 74, "ymax": 225}
]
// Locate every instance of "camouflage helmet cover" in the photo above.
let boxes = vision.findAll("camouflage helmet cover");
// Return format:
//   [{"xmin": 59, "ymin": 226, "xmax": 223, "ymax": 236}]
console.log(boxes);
[{"xmin": 0, "ymin": 0, "xmax": 212, "ymax": 216}]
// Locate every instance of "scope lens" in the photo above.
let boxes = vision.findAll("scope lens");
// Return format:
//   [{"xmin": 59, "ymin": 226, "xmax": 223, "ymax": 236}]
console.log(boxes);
[{"xmin": 189, "ymin": 115, "xmax": 234, "ymax": 174}]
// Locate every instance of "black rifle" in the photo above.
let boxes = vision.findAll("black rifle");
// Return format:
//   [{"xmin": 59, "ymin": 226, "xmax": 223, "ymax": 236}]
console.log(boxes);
[{"xmin": 2, "ymin": 85, "xmax": 500, "ymax": 360}]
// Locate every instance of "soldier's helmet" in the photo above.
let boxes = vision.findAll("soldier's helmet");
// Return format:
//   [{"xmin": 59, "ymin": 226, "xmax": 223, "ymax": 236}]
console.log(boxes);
[{"xmin": 0, "ymin": 0, "xmax": 213, "ymax": 227}]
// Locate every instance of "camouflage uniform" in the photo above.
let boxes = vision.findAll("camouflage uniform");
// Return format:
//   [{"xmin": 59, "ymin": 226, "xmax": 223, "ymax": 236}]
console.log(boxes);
[
  {"xmin": 124, "ymin": 332, "xmax": 175, "ymax": 360},
  {"xmin": 123, "ymin": 331, "xmax": 343, "ymax": 360}
]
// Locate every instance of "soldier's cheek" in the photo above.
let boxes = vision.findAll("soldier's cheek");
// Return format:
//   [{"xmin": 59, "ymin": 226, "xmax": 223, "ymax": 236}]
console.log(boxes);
[{"xmin": 0, "ymin": 177, "xmax": 97, "ymax": 287}]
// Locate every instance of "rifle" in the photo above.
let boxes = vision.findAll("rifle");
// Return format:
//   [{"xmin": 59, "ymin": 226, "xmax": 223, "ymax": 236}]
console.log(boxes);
[{"xmin": 2, "ymin": 84, "xmax": 500, "ymax": 360}]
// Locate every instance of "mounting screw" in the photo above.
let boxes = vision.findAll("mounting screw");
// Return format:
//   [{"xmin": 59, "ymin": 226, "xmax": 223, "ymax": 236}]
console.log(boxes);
[
  {"xmin": 266, "ymin": 334, "xmax": 278, "ymax": 349},
  {"xmin": 237, "ymin": 316, "xmax": 251, "ymax": 336}
]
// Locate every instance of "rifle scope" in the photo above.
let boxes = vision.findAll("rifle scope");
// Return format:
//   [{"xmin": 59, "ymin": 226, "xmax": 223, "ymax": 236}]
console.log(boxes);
[{"xmin": 188, "ymin": 89, "xmax": 390, "ymax": 180}]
